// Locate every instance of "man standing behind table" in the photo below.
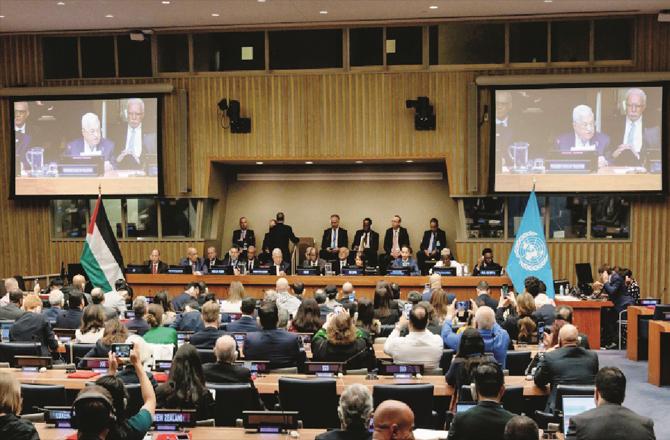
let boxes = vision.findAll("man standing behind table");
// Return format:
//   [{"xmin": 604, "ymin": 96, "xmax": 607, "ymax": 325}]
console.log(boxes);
[
  {"xmin": 417, "ymin": 218, "xmax": 447, "ymax": 273},
  {"xmin": 266, "ymin": 212, "xmax": 299, "ymax": 263},
  {"xmin": 14, "ymin": 101, "xmax": 42, "ymax": 173},
  {"xmin": 232, "ymin": 216, "xmax": 256, "ymax": 255},
  {"xmin": 114, "ymin": 98, "xmax": 157, "ymax": 170},
  {"xmin": 320, "ymin": 214, "xmax": 349, "ymax": 261},
  {"xmin": 146, "ymin": 249, "xmax": 168, "ymax": 274},
  {"xmin": 65, "ymin": 113, "xmax": 117, "ymax": 172},
  {"xmin": 178, "ymin": 247, "xmax": 208, "ymax": 275},
  {"xmin": 381, "ymin": 215, "xmax": 410, "ymax": 274},
  {"xmin": 352, "ymin": 217, "xmax": 380, "ymax": 267}
]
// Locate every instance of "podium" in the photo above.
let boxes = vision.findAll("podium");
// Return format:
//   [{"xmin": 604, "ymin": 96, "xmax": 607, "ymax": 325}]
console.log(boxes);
[
  {"xmin": 556, "ymin": 300, "xmax": 612, "ymax": 350},
  {"xmin": 627, "ymin": 306, "xmax": 654, "ymax": 361},
  {"xmin": 648, "ymin": 320, "xmax": 670, "ymax": 386}
]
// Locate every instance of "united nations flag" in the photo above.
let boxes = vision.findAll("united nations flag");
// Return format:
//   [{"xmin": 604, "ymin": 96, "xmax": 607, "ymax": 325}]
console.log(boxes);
[{"xmin": 506, "ymin": 190, "xmax": 555, "ymax": 297}]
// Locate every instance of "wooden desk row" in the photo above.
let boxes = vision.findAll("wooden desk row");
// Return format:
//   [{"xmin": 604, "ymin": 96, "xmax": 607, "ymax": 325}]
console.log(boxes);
[
  {"xmin": 4, "ymin": 369, "xmax": 548, "ymax": 397},
  {"xmin": 624, "ymin": 306, "xmax": 670, "ymax": 386}
]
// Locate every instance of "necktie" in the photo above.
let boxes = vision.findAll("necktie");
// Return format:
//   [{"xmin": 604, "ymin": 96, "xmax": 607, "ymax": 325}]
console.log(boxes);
[
  {"xmin": 127, "ymin": 128, "xmax": 136, "ymax": 154},
  {"xmin": 248, "ymin": 260, "xmax": 253, "ymax": 271},
  {"xmin": 365, "ymin": 232, "xmax": 369, "ymax": 248},
  {"xmin": 428, "ymin": 232, "xmax": 435, "ymax": 253},
  {"xmin": 626, "ymin": 121, "xmax": 635, "ymax": 146},
  {"xmin": 393, "ymin": 230, "xmax": 399, "ymax": 251},
  {"xmin": 331, "ymin": 229, "xmax": 337, "ymax": 248},
  {"xmin": 152, "ymin": 263, "xmax": 157, "ymax": 274}
]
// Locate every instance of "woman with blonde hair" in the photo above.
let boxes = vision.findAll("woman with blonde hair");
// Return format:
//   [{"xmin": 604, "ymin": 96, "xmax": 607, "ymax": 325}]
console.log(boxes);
[
  {"xmin": 429, "ymin": 288, "xmax": 451, "ymax": 325},
  {"xmin": 311, "ymin": 311, "xmax": 376, "ymax": 371},
  {"xmin": 495, "ymin": 291, "xmax": 538, "ymax": 343},
  {"xmin": 0, "ymin": 371, "xmax": 39, "ymax": 439},
  {"xmin": 220, "ymin": 281, "xmax": 245, "ymax": 313}
]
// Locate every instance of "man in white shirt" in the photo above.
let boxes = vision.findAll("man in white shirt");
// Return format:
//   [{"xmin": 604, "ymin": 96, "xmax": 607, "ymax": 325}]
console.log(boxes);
[
  {"xmin": 116, "ymin": 98, "xmax": 157, "ymax": 169},
  {"xmin": 383, "ymin": 303, "xmax": 444, "ymax": 371},
  {"xmin": 275, "ymin": 277, "xmax": 301, "ymax": 318}
]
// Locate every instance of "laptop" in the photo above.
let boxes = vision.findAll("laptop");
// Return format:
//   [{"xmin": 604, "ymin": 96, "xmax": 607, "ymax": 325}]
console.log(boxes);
[
  {"xmin": 126, "ymin": 264, "xmax": 147, "ymax": 274},
  {"xmin": 562, "ymin": 395, "xmax": 596, "ymax": 434}
]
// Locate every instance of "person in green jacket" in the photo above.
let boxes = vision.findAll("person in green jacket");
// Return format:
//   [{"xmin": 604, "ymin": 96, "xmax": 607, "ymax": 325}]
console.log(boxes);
[{"xmin": 143, "ymin": 303, "xmax": 178, "ymax": 347}]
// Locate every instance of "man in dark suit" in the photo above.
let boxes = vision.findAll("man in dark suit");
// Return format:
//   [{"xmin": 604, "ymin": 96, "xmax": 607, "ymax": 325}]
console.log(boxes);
[
  {"xmin": 494, "ymin": 91, "xmax": 515, "ymax": 173},
  {"xmin": 170, "ymin": 300, "xmax": 205, "ymax": 333},
  {"xmin": 221, "ymin": 246, "xmax": 244, "ymax": 274},
  {"xmin": 243, "ymin": 301, "xmax": 306, "ymax": 370},
  {"xmin": 232, "ymin": 216, "xmax": 256, "ymax": 254},
  {"xmin": 14, "ymin": 101, "xmax": 44, "ymax": 174},
  {"xmin": 596, "ymin": 267, "xmax": 635, "ymax": 349},
  {"xmin": 10, "ymin": 294, "xmax": 60, "ymax": 357},
  {"xmin": 205, "ymin": 246, "xmax": 225, "ymax": 270},
  {"xmin": 302, "ymin": 246, "xmax": 326, "ymax": 271},
  {"xmin": 266, "ymin": 212, "xmax": 299, "ymax": 263},
  {"xmin": 606, "ymin": 88, "xmax": 661, "ymax": 168},
  {"xmin": 178, "ymin": 247, "xmax": 208, "ymax": 275},
  {"xmin": 65, "ymin": 112, "xmax": 117, "ymax": 172},
  {"xmin": 352, "ymin": 217, "xmax": 379, "ymax": 267},
  {"xmin": 555, "ymin": 105, "xmax": 610, "ymax": 169},
  {"xmin": 472, "ymin": 248, "xmax": 503, "ymax": 276},
  {"xmin": 0, "ymin": 291, "xmax": 25, "ymax": 321},
  {"xmin": 146, "ymin": 248, "xmax": 169, "ymax": 274},
  {"xmin": 474, "ymin": 281, "xmax": 499, "ymax": 309},
  {"xmin": 554, "ymin": 305, "xmax": 590, "ymax": 349},
  {"xmin": 243, "ymin": 246, "xmax": 260, "ymax": 274},
  {"xmin": 269, "ymin": 249, "xmax": 291, "ymax": 276},
  {"xmin": 124, "ymin": 298, "xmax": 150, "ymax": 336},
  {"xmin": 566, "ymin": 367, "xmax": 655, "ymax": 440},
  {"xmin": 113, "ymin": 98, "xmax": 157, "ymax": 170},
  {"xmin": 189, "ymin": 301, "xmax": 226, "ymax": 348},
  {"xmin": 333, "ymin": 247, "xmax": 353, "ymax": 275},
  {"xmin": 417, "ymin": 218, "xmax": 447, "ymax": 273},
  {"xmin": 381, "ymin": 215, "xmax": 410, "ymax": 273},
  {"xmin": 55, "ymin": 291, "xmax": 84, "ymax": 329},
  {"xmin": 447, "ymin": 362, "xmax": 514, "ymax": 440},
  {"xmin": 227, "ymin": 298, "xmax": 261, "ymax": 333},
  {"xmin": 320, "ymin": 214, "xmax": 349, "ymax": 261},
  {"xmin": 315, "ymin": 383, "xmax": 373, "ymax": 440},
  {"xmin": 171, "ymin": 282, "xmax": 200, "ymax": 313},
  {"xmin": 203, "ymin": 335, "xmax": 265, "ymax": 409},
  {"xmin": 534, "ymin": 324, "xmax": 599, "ymax": 412}
]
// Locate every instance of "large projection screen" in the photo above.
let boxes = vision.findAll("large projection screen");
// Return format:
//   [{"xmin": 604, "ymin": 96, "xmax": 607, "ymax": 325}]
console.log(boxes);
[
  {"xmin": 492, "ymin": 84, "xmax": 665, "ymax": 193},
  {"xmin": 11, "ymin": 95, "xmax": 161, "ymax": 197}
]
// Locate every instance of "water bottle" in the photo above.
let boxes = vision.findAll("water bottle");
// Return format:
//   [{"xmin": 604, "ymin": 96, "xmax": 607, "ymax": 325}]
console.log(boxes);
[
  {"xmin": 559, "ymin": 284, "xmax": 565, "ymax": 296},
  {"xmin": 463, "ymin": 264, "xmax": 469, "ymax": 276}
]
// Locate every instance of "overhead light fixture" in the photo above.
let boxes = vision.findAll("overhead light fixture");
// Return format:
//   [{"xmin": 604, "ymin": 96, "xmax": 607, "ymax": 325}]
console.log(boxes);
[
  {"xmin": 211, "ymin": 12, "xmax": 220, "ymax": 17},
  {"xmin": 256, "ymin": 161, "xmax": 264, "ymax": 165},
  {"xmin": 319, "ymin": 10, "xmax": 328, "ymax": 14},
  {"xmin": 305, "ymin": 161, "xmax": 314, "ymax": 165},
  {"xmin": 257, "ymin": 0, "xmax": 266, "ymax": 2},
  {"xmin": 161, "ymin": 0, "xmax": 171, "ymax": 4},
  {"xmin": 429, "ymin": 5, "xmax": 438, "ymax": 9},
  {"xmin": 0, "ymin": 15, "xmax": 5, "ymax": 18},
  {"xmin": 406, "ymin": 96, "xmax": 436, "ymax": 131},
  {"xmin": 405, "ymin": 160, "xmax": 414, "ymax": 163},
  {"xmin": 105, "ymin": 14, "xmax": 114, "ymax": 18},
  {"xmin": 57, "ymin": 1, "xmax": 66, "ymax": 5},
  {"xmin": 543, "ymin": 0, "xmax": 552, "ymax": 2},
  {"xmin": 355, "ymin": 160, "xmax": 363, "ymax": 164}
]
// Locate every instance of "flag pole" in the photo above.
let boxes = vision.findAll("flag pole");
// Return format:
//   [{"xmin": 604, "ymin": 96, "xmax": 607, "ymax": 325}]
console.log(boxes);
[
  {"xmin": 532, "ymin": 177, "xmax": 536, "ymax": 192},
  {"xmin": 98, "ymin": 184, "xmax": 102, "ymax": 197}
]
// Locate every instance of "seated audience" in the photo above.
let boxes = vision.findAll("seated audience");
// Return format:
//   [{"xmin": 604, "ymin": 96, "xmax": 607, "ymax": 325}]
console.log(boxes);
[
  {"xmin": 189, "ymin": 301, "xmax": 226, "ymax": 348},
  {"xmin": 104, "ymin": 281, "xmax": 128, "ymax": 314},
  {"xmin": 551, "ymin": 305, "xmax": 590, "ymax": 349},
  {"xmin": 0, "ymin": 291, "xmax": 25, "ymax": 321},
  {"xmin": 275, "ymin": 277, "xmax": 301, "ymax": 318},
  {"xmin": 504, "ymin": 415, "xmax": 539, "ymax": 440},
  {"xmin": 43, "ymin": 289, "xmax": 64, "ymax": 323},
  {"xmin": 495, "ymin": 292, "xmax": 538, "ymax": 343},
  {"xmin": 55, "ymin": 291, "xmax": 84, "ymax": 329},
  {"xmin": 374, "ymin": 287, "xmax": 400, "ymax": 326},
  {"xmin": 226, "ymin": 297, "xmax": 261, "ymax": 333},
  {"xmin": 71, "ymin": 385, "xmax": 119, "ymax": 440},
  {"xmin": 156, "ymin": 343, "xmax": 214, "ymax": 420},
  {"xmin": 0, "ymin": 371, "xmax": 39, "ymax": 440},
  {"xmin": 0, "ymin": 278, "xmax": 19, "ymax": 306},
  {"xmin": 422, "ymin": 273, "xmax": 442, "ymax": 301},
  {"xmin": 383, "ymin": 303, "xmax": 443, "ymax": 370},
  {"xmin": 75, "ymin": 304, "xmax": 105, "ymax": 343},
  {"xmin": 315, "ymin": 383, "xmax": 373, "ymax": 440},
  {"xmin": 429, "ymin": 288, "xmax": 452, "ymax": 325},
  {"xmin": 79, "ymin": 319, "xmax": 129, "ymax": 366},
  {"xmin": 170, "ymin": 299, "xmax": 205, "ymax": 333},
  {"xmin": 340, "ymin": 282, "xmax": 355, "ymax": 304},
  {"xmin": 171, "ymin": 282, "xmax": 200, "ymax": 313},
  {"xmin": 125, "ymin": 297, "xmax": 150, "ymax": 336},
  {"xmin": 372, "ymin": 400, "xmax": 415, "ymax": 440},
  {"xmin": 474, "ymin": 280, "xmax": 498, "ymax": 309},
  {"xmin": 448, "ymin": 363, "xmax": 514, "ymax": 440},
  {"xmin": 220, "ymin": 281, "xmax": 245, "ymax": 313},
  {"xmin": 143, "ymin": 304, "xmax": 178, "ymax": 347},
  {"xmin": 324, "ymin": 285, "xmax": 341, "ymax": 309},
  {"xmin": 312, "ymin": 311, "xmax": 375, "ymax": 371},
  {"xmin": 442, "ymin": 306, "xmax": 510, "ymax": 368},
  {"xmin": 203, "ymin": 335, "xmax": 264, "ymax": 409},
  {"xmin": 10, "ymin": 293, "xmax": 59, "ymax": 357},
  {"xmin": 355, "ymin": 298, "xmax": 381, "ymax": 341},
  {"xmin": 446, "ymin": 328, "xmax": 496, "ymax": 409},
  {"xmin": 566, "ymin": 367, "xmax": 655, "ymax": 440},
  {"xmin": 90, "ymin": 287, "xmax": 117, "ymax": 320},
  {"xmin": 525, "ymin": 277, "xmax": 555, "ymax": 326},
  {"xmin": 418, "ymin": 301, "xmax": 444, "ymax": 335},
  {"xmin": 243, "ymin": 301, "xmax": 307, "ymax": 370},
  {"xmin": 315, "ymin": 290, "xmax": 332, "ymax": 320},
  {"xmin": 534, "ymin": 324, "xmax": 599, "ymax": 412},
  {"xmin": 289, "ymin": 298, "xmax": 323, "ymax": 334},
  {"xmin": 292, "ymin": 282, "xmax": 305, "ymax": 299},
  {"xmin": 112, "ymin": 335, "xmax": 158, "ymax": 388},
  {"xmin": 153, "ymin": 290, "xmax": 177, "ymax": 326},
  {"xmin": 407, "ymin": 291, "xmax": 423, "ymax": 306}
]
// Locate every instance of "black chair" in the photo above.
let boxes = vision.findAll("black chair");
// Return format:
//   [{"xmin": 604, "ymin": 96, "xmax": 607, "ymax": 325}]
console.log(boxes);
[
  {"xmin": 196, "ymin": 349, "xmax": 216, "ymax": 364},
  {"xmin": 0, "ymin": 342, "xmax": 42, "ymax": 366},
  {"xmin": 65, "ymin": 343, "xmax": 96, "ymax": 365},
  {"xmin": 125, "ymin": 384, "xmax": 143, "ymax": 416},
  {"xmin": 378, "ymin": 325, "xmax": 395, "ymax": 338},
  {"xmin": 505, "ymin": 351, "xmax": 532, "ymax": 376},
  {"xmin": 501, "ymin": 385, "xmax": 525, "ymax": 415},
  {"xmin": 278, "ymin": 377, "xmax": 339, "ymax": 429},
  {"xmin": 207, "ymin": 383, "xmax": 257, "ymax": 426},
  {"xmin": 373, "ymin": 384, "xmax": 437, "ymax": 429},
  {"xmin": 458, "ymin": 384, "xmax": 474, "ymax": 402},
  {"xmin": 439, "ymin": 349, "xmax": 455, "ymax": 372},
  {"xmin": 20, "ymin": 384, "xmax": 66, "ymax": 415},
  {"xmin": 534, "ymin": 384, "xmax": 595, "ymax": 429}
]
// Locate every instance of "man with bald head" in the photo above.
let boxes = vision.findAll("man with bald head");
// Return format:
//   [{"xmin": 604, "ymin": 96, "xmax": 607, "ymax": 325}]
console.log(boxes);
[
  {"xmin": 372, "ymin": 400, "xmax": 414, "ymax": 440},
  {"xmin": 384, "ymin": 303, "xmax": 444, "ymax": 370},
  {"xmin": 66, "ymin": 112, "xmax": 117, "ymax": 172},
  {"xmin": 275, "ymin": 277, "xmax": 301, "ymax": 318},
  {"xmin": 534, "ymin": 324, "xmax": 599, "ymax": 412},
  {"xmin": 179, "ymin": 247, "xmax": 208, "ymax": 275}
]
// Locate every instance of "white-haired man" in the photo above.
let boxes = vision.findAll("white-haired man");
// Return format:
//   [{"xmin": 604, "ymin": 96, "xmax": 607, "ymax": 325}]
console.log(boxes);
[
  {"xmin": 66, "ymin": 112, "xmax": 116, "ymax": 171},
  {"xmin": 556, "ymin": 104, "xmax": 610, "ymax": 168},
  {"xmin": 115, "ymin": 98, "xmax": 157, "ymax": 169},
  {"xmin": 43, "ymin": 289, "xmax": 64, "ymax": 323},
  {"xmin": 316, "ymin": 383, "xmax": 374, "ymax": 440},
  {"xmin": 275, "ymin": 277, "xmax": 301, "ymax": 318},
  {"xmin": 269, "ymin": 248, "xmax": 290, "ymax": 276}
]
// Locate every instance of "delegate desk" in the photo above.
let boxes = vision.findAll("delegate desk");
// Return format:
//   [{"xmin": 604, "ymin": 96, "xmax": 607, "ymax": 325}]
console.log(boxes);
[
  {"xmin": 554, "ymin": 300, "xmax": 612, "ymax": 350},
  {"xmin": 648, "ymin": 320, "xmax": 670, "ymax": 386},
  {"xmin": 627, "ymin": 306, "xmax": 655, "ymax": 361}
]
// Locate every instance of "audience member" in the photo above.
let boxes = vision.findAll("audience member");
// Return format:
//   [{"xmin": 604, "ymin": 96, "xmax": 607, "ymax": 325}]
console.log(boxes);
[
  {"xmin": 143, "ymin": 304, "xmax": 178, "ymax": 346},
  {"xmin": 312, "ymin": 311, "xmax": 375, "ymax": 371},
  {"xmin": 0, "ymin": 291, "xmax": 25, "ymax": 321},
  {"xmin": 0, "ymin": 371, "xmax": 39, "ymax": 440},
  {"xmin": 445, "ymin": 328, "xmax": 496, "ymax": 409},
  {"xmin": 289, "ymin": 298, "xmax": 323, "ymax": 334},
  {"xmin": 383, "ymin": 303, "xmax": 443, "ymax": 370},
  {"xmin": 292, "ymin": 281, "xmax": 305, "ymax": 299},
  {"xmin": 315, "ymin": 289, "xmax": 331, "ymax": 320},
  {"xmin": 155, "ymin": 343, "xmax": 214, "ymax": 421},
  {"xmin": 104, "ymin": 284, "xmax": 128, "ymax": 315},
  {"xmin": 407, "ymin": 291, "xmax": 423, "ymax": 306},
  {"xmin": 504, "ymin": 415, "xmax": 539, "ymax": 440},
  {"xmin": 429, "ymin": 288, "xmax": 452, "ymax": 325},
  {"xmin": 153, "ymin": 290, "xmax": 176, "ymax": 325},
  {"xmin": 171, "ymin": 282, "xmax": 200, "ymax": 313},
  {"xmin": 170, "ymin": 299, "xmax": 205, "ymax": 333},
  {"xmin": 125, "ymin": 297, "xmax": 150, "ymax": 336},
  {"xmin": 355, "ymin": 298, "xmax": 381, "ymax": 341},
  {"xmin": 448, "ymin": 363, "xmax": 514, "ymax": 440},
  {"xmin": 566, "ymin": 367, "xmax": 655, "ymax": 440},
  {"xmin": 10, "ymin": 294, "xmax": 59, "ymax": 357},
  {"xmin": 495, "ymin": 292, "xmax": 538, "ymax": 343},
  {"xmin": 275, "ymin": 277, "xmax": 301, "ymax": 318},
  {"xmin": 534, "ymin": 324, "xmax": 599, "ymax": 412},
  {"xmin": 417, "ymin": 301, "xmax": 444, "ymax": 335},
  {"xmin": 220, "ymin": 281, "xmax": 245, "ymax": 313},
  {"xmin": 90, "ymin": 288, "xmax": 117, "ymax": 320},
  {"xmin": 374, "ymin": 287, "xmax": 400, "ymax": 325},
  {"xmin": 43, "ymin": 289, "xmax": 64, "ymax": 323},
  {"xmin": 422, "ymin": 273, "xmax": 443, "ymax": 301},
  {"xmin": 324, "ymin": 285, "xmax": 341, "ymax": 309},
  {"xmin": 243, "ymin": 301, "xmax": 307, "ymax": 369},
  {"xmin": 474, "ymin": 281, "xmax": 498, "ymax": 309},
  {"xmin": 189, "ymin": 301, "xmax": 226, "ymax": 348},
  {"xmin": 226, "ymin": 297, "xmax": 261, "ymax": 333},
  {"xmin": 372, "ymin": 399, "xmax": 414, "ymax": 440},
  {"xmin": 525, "ymin": 277, "xmax": 555, "ymax": 326},
  {"xmin": 75, "ymin": 304, "xmax": 105, "ymax": 343},
  {"xmin": 0, "ymin": 278, "xmax": 19, "ymax": 307},
  {"xmin": 315, "ymin": 383, "xmax": 373, "ymax": 440},
  {"xmin": 340, "ymin": 282, "xmax": 355, "ymax": 303},
  {"xmin": 550, "ymin": 305, "xmax": 590, "ymax": 349},
  {"xmin": 79, "ymin": 319, "xmax": 129, "ymax": 366},
  {"xmin": 55, "ymin": 291, "xmax": 84, "ymax": 329},
  {"xmin": 71, "ymin": 385, "xmax": 118, "ymax": 440},
  {"xmin": 113, "ymin": 335, "xmax": 158, "ymax": 388}
]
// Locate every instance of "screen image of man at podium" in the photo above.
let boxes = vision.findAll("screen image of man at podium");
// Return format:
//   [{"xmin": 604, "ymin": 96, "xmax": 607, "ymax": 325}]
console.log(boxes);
[
  {"xmin": 113, "ymin": 98, "xmax": 157, "ymax": 170},
  {"xmin": 65, "ymin": 112, "xmax": 116, "ymax": 173},
  {"xmin": 555, "ymin": 105, "xmax": 610, "ymax": 170}
]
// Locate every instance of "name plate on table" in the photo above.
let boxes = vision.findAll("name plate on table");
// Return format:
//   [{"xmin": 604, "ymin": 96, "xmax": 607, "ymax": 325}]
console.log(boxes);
[
  {"xmin": 16, "ymin": 356, "xmax": 52, "ymax": 371},
  {"xmin": 45, "ymin": 406, "xmax": 73, "ymax": 428},
  {"xmin": 235, "ymin": 360, "xmax": 270, "ymax": 374},
  {"xmin": 168, "ymin": 266, "xmax": 190, "ymax": 274},
  {"xmin": 154, "ymin": 409, "xmax": 196, "ymax": 431},
  {"xmin": 479, "ymin": 269, "xmax": 501, "ymax": 276},
  {"xmin": 380, "ymin": 363, "xmax": 423, "ymax": 379},
  {"xmin": 81, "ymin": 357, "xmax": 109, "ymax": 374},
  {"xmin": 545, "ymin": 160, "xmax": 592, "ymax": 173},
  {"xmin": 251, "ymin": 267, "xmax": 271, "ymax": 275},
  {"xmin": 296, "ymin": 267, "xmax": 320, "ymax": 276},
  {"xmin": 433, "ymin": 267, "xmax": 456, "ymax": 276},
  {"xmin": 243, "ymin": 411, "xmax": 299, "ymax": 433},
  {"xmin": 305, "ymin": 362, "xmax": 344, "ymax": 377},
  {"xmin": 342, "ymin": 267, "xmax": 364, "ymax": 276}
]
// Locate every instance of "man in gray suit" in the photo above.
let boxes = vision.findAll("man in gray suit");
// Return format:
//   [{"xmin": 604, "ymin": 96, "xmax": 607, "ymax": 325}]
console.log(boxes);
[{"xmin": 566, "ymin": 367, "xmax": 655, "ymax": 440}]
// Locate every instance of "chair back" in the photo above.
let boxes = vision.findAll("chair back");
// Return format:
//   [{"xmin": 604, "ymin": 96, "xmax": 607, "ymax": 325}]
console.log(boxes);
[
  {"xmin": 439, "ymin": 349, "xmax": 455, "ymax": 372},
  {"xmin": 207, "ymin": 383, "xmax": 256, "ymax": 426},
  {"xmin": 278, "ymin": 377, "xmax": 339, "ymax": 429},
  {"xmin": 505, "ymin": 351, "xmax": 532, "ymax": 376},
  {"xmin": 20, "ymin": 384, "xmax": 66, "ymax": 415},
  {"xmin": 555, "ymin": 384, "xmax": 595, "ymax": 412},
  {"xmin": 0, "ymin": 342, "xmax": 42, "ymax": 366},
  {"xmin": 196, "ymin": 349, "xmax": 217, "ymax": 364},
  {"xmin": 458, "ymin": 384, "xmax": 474, "ymax": 402},
  {"xmin": 65, "ymin": 343, "xmax": 96, "ymax": 365},
  {"xmin": 125, "ymin": 383, "xmax": 143, "ymax": 416},
  {"xmin": 501, "ymin": 385, "xmax": 525, "ymax": 415},
  {"xmin": 372, "ymin": 384, "xmax": 435, "ymax": 428}
]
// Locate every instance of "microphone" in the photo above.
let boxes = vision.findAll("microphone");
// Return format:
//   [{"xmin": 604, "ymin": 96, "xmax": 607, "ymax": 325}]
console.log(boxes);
[
  {"xmin": 343, "ymin": 345, "xmax": 371, "ymax": 370},
  {"xmin": 274, "ymin": 390, "xmax": 290, "ymax": 433}
]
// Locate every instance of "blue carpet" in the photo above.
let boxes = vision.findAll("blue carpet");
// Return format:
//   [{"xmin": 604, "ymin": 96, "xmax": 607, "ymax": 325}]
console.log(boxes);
[{"xmin": 596, "ymin": 350, "xmax": 670, "ymax": 440}]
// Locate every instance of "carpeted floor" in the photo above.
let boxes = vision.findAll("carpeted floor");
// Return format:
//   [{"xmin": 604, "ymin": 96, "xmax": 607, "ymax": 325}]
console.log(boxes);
[{"xmin": 596, "ymin": 350, "xmax": 669, "ymax": 440}]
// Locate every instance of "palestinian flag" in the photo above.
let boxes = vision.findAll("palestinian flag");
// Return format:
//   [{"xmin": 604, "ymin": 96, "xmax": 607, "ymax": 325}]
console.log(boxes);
[{"xmin": 80, "ymin": 195, "xmax": 125, "ymax": 292}]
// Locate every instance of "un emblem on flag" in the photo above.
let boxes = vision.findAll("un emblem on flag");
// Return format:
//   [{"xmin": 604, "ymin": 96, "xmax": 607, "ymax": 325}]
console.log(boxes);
[{"xmin": 514, "ymin": 231, "xmax": 548, "ymax": 271}]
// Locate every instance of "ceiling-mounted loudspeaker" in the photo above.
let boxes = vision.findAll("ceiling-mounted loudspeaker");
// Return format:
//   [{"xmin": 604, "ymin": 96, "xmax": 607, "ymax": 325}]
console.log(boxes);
[{"xmin": 658, "ymin": 10, "xmax": 670, "ymax": 22}]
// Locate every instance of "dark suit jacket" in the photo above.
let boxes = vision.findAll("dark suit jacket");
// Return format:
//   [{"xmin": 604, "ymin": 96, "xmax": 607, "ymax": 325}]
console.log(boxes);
[
  {"xmin": 606, "ymin": 117, "xmax": 661, "ymax": 166},
  {"xmin": 232, "ymin": 229, "xmax": 256, "ymax": 249},
  {"xmin": 243, "ymin": 329, "xmax": 307, "ymax": 369},
  {"xmin": 419, "ymin": 229, "xmax": 447, "ymax": 253},
  {"xmin": 145, "ymin": 260, "xmax": 169, "ymax": 274},
  {"xmin": 269, "ymin": 262, "xmax": 291, "ymax": 276},
  {"xmin": 447, "ymin": 400, "xmax": 515, "ymax": 440},
  {"xmin": 206, "ymin": 258, "xmax": 225, "ymax": 270},
  {"xmin": 189, "ymin": 327, "xmax": 228, "ymax": 349},
  {"xmin": 244, "ymin": 257, "xmax": 260, "ymax": 273},
  {"xmin": 178, "ymin": 257, "xmax": 208, "ymax": 274},
  {"xmin": 202, "ymin": 362, "xmax": 264, "ymax": 409},
  {"xmin": 170, "ymin": 310, "xmax": 205, "ymax": 333},
  {"xmin": 316, "ymin": 428, "xmax": 371, "ymax": 440},
  {"xmin": 111, "ymin": 125, "xmax": 157, "ymax": 153},
  {"xmin": 566, "ymin": 402, "xmax": 655, "ymax": 440},
  {"xmin": 266, "ymin": 223, "xmax": 299, "ymax": 262},
  {"xmin": 171, "ymin": 292, "xmax": 194, "ymax": 313},
  {"xmin": 0, "ymin": 304, "xmax": 25, "ymax": 321},
  {"xmin": 383, "ymin": 227, "xmax": 410, "ymax": 254},
  {"xmin": 472, "ymin": 261, "xmax": 502, "ymax": 276},
  {"xmin": 55, "ymin": 308, "xmax": 83, "ymax": 330},
  {"xmin": 352, "ymin": 229, "xmax": 380, "ymax": 253},
  {"xmin": 533, "ymin": 304, "xmax": 556, "ymax": 327},
  {"xmin": 42, "ymin": 307, "xmax": 61, "ymax": 324},
  {"xmin": 125, "ymin": 317, "xmax": 150, "ymax": 336},
  {"xmin": 226, "ymin": 315, "xmax": 260, "ymax": 333},
  {"xmin": 534, "ymin": 345, "xmax": 599, "ymax": 411},
  {"xmin": 604, "ymin": 272, "xmax": 635, "ymax": 312},
  {"xmin": 333, "ymin": 258, "xmax": 354, "ymax": 275},
  {"xmin": 9, "ymin": 312, "xmax": 59, "ymax": 357},
  {"xmin": 475, "ymin": 293, "xmax": 499, "ymax": 310},
  {"xmin": 555, "ymin": 132, "xmax": 610, "ymax": 156},
  {"xmin": 321, "ymin": 228, "xmax": 349, "ymax": 250},
  {"xmin": 65, "ymin": 137, "xmax": 117, "ymax": 167},
  {"xmin": 221, "ymin": 257, "xmax": 244, "ymax": 270}
]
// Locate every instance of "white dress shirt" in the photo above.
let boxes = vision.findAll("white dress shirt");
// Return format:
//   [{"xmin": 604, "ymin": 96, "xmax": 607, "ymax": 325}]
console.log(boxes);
[
  {"xmin": 383, "ymin": 328, "xmax": 444, "ymax": 370},
  {"xmin": 623, "ymin": 116, "xmax": 643, "ymax": 154},
  {"xmin": 125, "ymin": 124, "xmax": 143, "ymax": 157},
  {"xmin": 572, "ymin": 134, "xmax": 596, "ymax": 151}
]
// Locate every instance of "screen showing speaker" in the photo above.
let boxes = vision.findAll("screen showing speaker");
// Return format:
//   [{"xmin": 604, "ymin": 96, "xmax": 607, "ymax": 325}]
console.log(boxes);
[
  {"xmin": 11, "ymin": 95, "xmax": 161, "ymax": 197},
  {"xmin": 492, "ymin": 85, "xmax": 665, "ymax": 193}
]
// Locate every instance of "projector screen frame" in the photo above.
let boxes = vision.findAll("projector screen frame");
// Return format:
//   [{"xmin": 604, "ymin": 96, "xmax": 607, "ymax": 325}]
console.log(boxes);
[
  {"xmin": 488, "ymin": 80, "xmax": 668, "ymax": 195},
  {"xmin": 9, "ymin": 92, "xmax": 164, "ymax": 199}
]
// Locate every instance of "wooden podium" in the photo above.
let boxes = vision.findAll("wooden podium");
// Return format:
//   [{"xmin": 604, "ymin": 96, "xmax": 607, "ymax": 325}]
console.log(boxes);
[
  {"xmin": 555, "ymin": 300, "xmax": 612, "ymax": 350},
  {"xmin": 627, "ymin": 306, "xmax": 654, "ymax": 361},
  {"xmin": 648, "ymin": 320, "xmax": 670, "ymax": 386}
]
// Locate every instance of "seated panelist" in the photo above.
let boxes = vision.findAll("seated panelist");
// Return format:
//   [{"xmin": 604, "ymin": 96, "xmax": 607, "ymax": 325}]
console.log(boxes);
[
  {"xmin": 391, "ymin": 246, "xmax": 420, "ymax": 276},
  {"xmin": 65, "ymin": 112, "xmax": 116, "ymax": 172},
  {"xmin": 113, "ymin": 98, "xmax": 157, "ymax": 170},
  {"xmin": 178, "ymin": 247, "xmax": 208, "ymax": 275},
  {"xmin": 303, "ymin": 246, "xmax": 326, "ymax": 270},
  {"xmin": 333, "ymin": 247, "xmax": 353, "ymax": 275},
  {"xmin": 146, "ymin": 248, "xmax": 168, "ymax": 274},
  {"xmin": 269, "ymin": 248, "xmax": 291, "ymax": 276},
  {"xmin": 222, "ymin": 246, "xmax": 245, "ymax": 274},
  {"xmin": 205, "ymin": 246, "xmax": 224, "ymax": 269},
  {"xmin": 320, "ymin": 214, "xmax": 349, "ymax": 261},
  {"xmin": 555, "ymin": 105, "xmax": 610, "ymax": 168}
]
